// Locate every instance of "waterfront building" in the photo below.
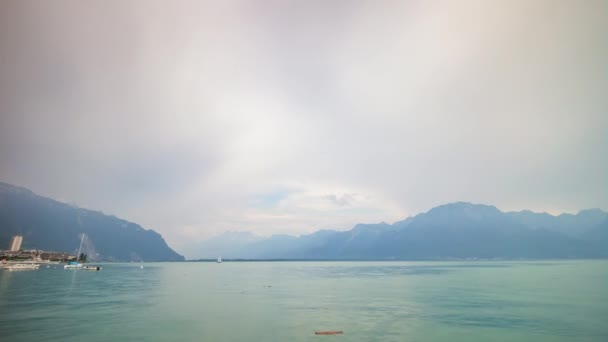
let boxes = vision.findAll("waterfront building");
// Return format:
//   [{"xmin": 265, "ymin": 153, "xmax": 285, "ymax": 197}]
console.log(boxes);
[{"xmin": 9, "ymin": 235, "xmax": 23, "ymax": 251}]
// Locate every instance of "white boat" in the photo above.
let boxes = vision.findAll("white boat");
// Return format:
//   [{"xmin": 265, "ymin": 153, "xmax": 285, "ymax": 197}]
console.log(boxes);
[
  {"xmin": 3, "ymin": 263, "xmax": 40, "ymax": 270},
  {"xmin": 11, "ymin": 259, "xmax": 59, "ymax": 265},
  {"xmin": 64, "ymin": 262, "xmax": 83, "ymax": 269},
  {"xmin": 64, "ymin": 233, "xmax": 85, "ymax": 269},
  {"xmin": 217, "ymin": 256, "xmax": 222, "ymax": 263},
  {"xmin": 83, "ymin": 265, "xmax": 102, "ymax": 271}
]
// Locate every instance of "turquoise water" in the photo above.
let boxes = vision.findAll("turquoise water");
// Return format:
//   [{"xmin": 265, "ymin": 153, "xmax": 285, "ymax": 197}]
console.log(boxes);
[{"xmin": 0, "ymin": 261, "xmax": 607, "ymax": 341}]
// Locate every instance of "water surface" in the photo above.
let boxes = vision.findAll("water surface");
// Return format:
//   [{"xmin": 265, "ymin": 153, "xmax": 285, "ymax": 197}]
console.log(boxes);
[{"xmin": 0, "ymin": 260, "xmax": 606, "ymax": 341}]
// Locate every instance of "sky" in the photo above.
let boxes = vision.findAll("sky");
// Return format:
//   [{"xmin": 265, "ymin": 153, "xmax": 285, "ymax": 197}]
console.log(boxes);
[{"xmin": 0, "ymin": 0, "xmax": 606, "ymax": 254}]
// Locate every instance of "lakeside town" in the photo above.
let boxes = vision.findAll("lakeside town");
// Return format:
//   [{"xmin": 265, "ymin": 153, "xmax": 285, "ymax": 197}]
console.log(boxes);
[{"xmin": 1, "ymin": 235, "xmax": 78, "ymax": 264}]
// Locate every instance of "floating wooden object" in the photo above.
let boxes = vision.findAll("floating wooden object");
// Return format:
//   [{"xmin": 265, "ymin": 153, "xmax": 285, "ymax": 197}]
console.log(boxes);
[{"xmin": 315, "ymin": 331, "xmax": 344, "ymax": 335}]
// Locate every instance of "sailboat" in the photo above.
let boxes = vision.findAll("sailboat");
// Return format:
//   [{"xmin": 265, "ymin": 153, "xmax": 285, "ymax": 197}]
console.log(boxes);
[
  {"xmin": 217, "ymin": 256, "xmax": 222, "ymax": 263},
  {"xmin": 64, "ymin": 233, "xmax": 85, "ymax": 269}
]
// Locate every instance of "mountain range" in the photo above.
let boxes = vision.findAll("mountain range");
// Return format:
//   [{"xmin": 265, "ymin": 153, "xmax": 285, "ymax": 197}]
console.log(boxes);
[
  {"xmin": 189, "ymin": 202, "xmax": 608, "ymax": 260},
  {"xmin": 2, "ymin": 181, "xmax": 606, "ymax": 261},
  {"xmin": 0, "ymin": 182, "xmax": 184, "ymax": 261}
]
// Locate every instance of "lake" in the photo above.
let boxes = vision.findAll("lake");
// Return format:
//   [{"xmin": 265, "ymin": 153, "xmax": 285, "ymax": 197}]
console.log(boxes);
[{"xmin": 0, "ymin": 260, "xmax": 606, "ymax": 341}]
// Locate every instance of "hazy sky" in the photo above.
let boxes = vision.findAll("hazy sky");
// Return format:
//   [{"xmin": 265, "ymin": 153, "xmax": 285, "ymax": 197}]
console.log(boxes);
[{"xmin": 1, "ymin": 0, "xmax": 606, "ymax": 252}]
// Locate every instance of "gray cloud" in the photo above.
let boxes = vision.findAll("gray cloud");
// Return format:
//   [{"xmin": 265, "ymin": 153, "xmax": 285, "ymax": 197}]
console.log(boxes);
[{"xmin": 1, "ymin": 0, "xmax": 606, "ymax": 255}]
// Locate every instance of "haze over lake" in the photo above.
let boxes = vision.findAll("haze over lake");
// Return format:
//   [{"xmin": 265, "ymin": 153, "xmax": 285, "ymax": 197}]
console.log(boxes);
[{"xmin": 1, "ymin": 261, "xmax": 607, "ymax": 342}]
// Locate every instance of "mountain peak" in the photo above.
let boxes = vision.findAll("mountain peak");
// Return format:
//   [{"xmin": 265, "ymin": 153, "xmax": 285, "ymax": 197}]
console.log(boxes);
[
  {"xmin": 352, "ymin": 222, "xmax": 392, "ymax": 232},
  {"xmin": 577, "ymin": 208, "xmax": 607, "ymax": 216},
  {"xmin": 0, "ymin": 181, "xmax": 35, "ymax": 196},
  {"xmin": 426, "ymin": 202, "xmax": 501, "ymax": 219}
]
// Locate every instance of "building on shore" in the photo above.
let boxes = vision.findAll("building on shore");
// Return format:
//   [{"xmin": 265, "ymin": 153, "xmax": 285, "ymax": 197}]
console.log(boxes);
[
  {"xmin": 1, "ymin": 235, "xmax": 75, "ymax": 262},
  {"xmin": 9, "ymin": 235, "xmax": 23, "ymax": 252},
  {"xmin": 1, "ymin": 249, "xmax": 75, "ymax": 262}
]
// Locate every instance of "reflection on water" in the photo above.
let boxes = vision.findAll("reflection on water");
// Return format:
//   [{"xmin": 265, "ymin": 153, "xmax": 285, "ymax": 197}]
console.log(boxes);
[
  {"xmin": 0, "ymin": 269, "xmax": 14, "ymax": 297},
  {"xmin": 0, "ymin": 261, "xmax": 607, "ymax": 342}
]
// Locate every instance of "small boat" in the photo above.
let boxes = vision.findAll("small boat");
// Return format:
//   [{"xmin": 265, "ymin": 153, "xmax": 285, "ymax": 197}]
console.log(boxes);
[
  {"xmin": 217, "ymin": 256, "xmax": 222, "ymax": 263},
  {"xmin": 3, "ymin": 263, "xmax": 40, "ymax": 271},
  {"xmin": 64, "ymin": 261, "xmax": 83, "ymax": 269},
  {"xmin": 65, "ymin": 233, "xmax": 85, "ymax": 269},
  {"xmin": 83, "ymin": 265, "xmax": 102, "ymax": 271}
]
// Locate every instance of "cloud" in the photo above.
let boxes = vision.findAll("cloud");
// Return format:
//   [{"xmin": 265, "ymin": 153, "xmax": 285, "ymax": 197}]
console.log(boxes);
[
  {"xmin": 322, "ymin": 193, "xmax": 359, "ymax": 207},
  {"xmin": 0, "ymin": 0, "xmax": 606, "ymax": 255}
]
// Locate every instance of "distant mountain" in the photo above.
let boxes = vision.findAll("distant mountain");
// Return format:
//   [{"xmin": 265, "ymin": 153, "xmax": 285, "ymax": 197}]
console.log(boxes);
[
  {"xmin": 0, "ymin": 182, "xmax": 184, "ymax": 261},
  {"xmin": 506, "ymin": 208, "xmax": 607, "ymax": 237},
  {"xmin": 193, "ymin": 202, "xmax": 608, "ymax": 260},
  {"xmin": 182, "ymin": 231, "xmax": 264, "ymax": 259},
  {"xmin": 582, "ymin": 218, "xmax": 608, "ymax": 250}
]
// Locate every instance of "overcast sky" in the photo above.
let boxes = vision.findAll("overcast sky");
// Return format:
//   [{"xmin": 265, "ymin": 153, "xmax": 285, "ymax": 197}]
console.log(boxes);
[{"xmin": 1, "ymin": 0, "xmax": 606, "ymax": 253}]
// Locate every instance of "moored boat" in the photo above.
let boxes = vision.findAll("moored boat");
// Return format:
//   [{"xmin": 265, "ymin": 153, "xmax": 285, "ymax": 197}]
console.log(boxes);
[
  {"xmin": 64, "ymin": 233, "xmax": 85, "ymax": 269},
  {"xmin": 64, "ymin": 261, "xmax": 83, "ymax": 269},
  {"xmin": 3, "ymin": 263, "xmax": 40, "ymax": 271},
  {"xmin": 83, "ymin": 265, "xmax": 102, "ymax": 271}
]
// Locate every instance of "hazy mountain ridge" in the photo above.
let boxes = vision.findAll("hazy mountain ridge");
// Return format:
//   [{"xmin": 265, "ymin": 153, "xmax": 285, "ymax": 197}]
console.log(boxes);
[
  {"xmin": 180, "ymin": 231, "xmax": 264, "ymax": 259},
  {"xmin": 0, "ymin": 182, "xmax": 184, "ymax": 261},
  {"xmin": 6, "ymin": 180, "xmax": 603, "ymax": 261},
  {"xmin": 505, "ymin": 208, "xmax": 607, "ymax": 237},
  {"xmin": 193, "ymin": 202, "xmax": 607, "ymax": 260}
]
